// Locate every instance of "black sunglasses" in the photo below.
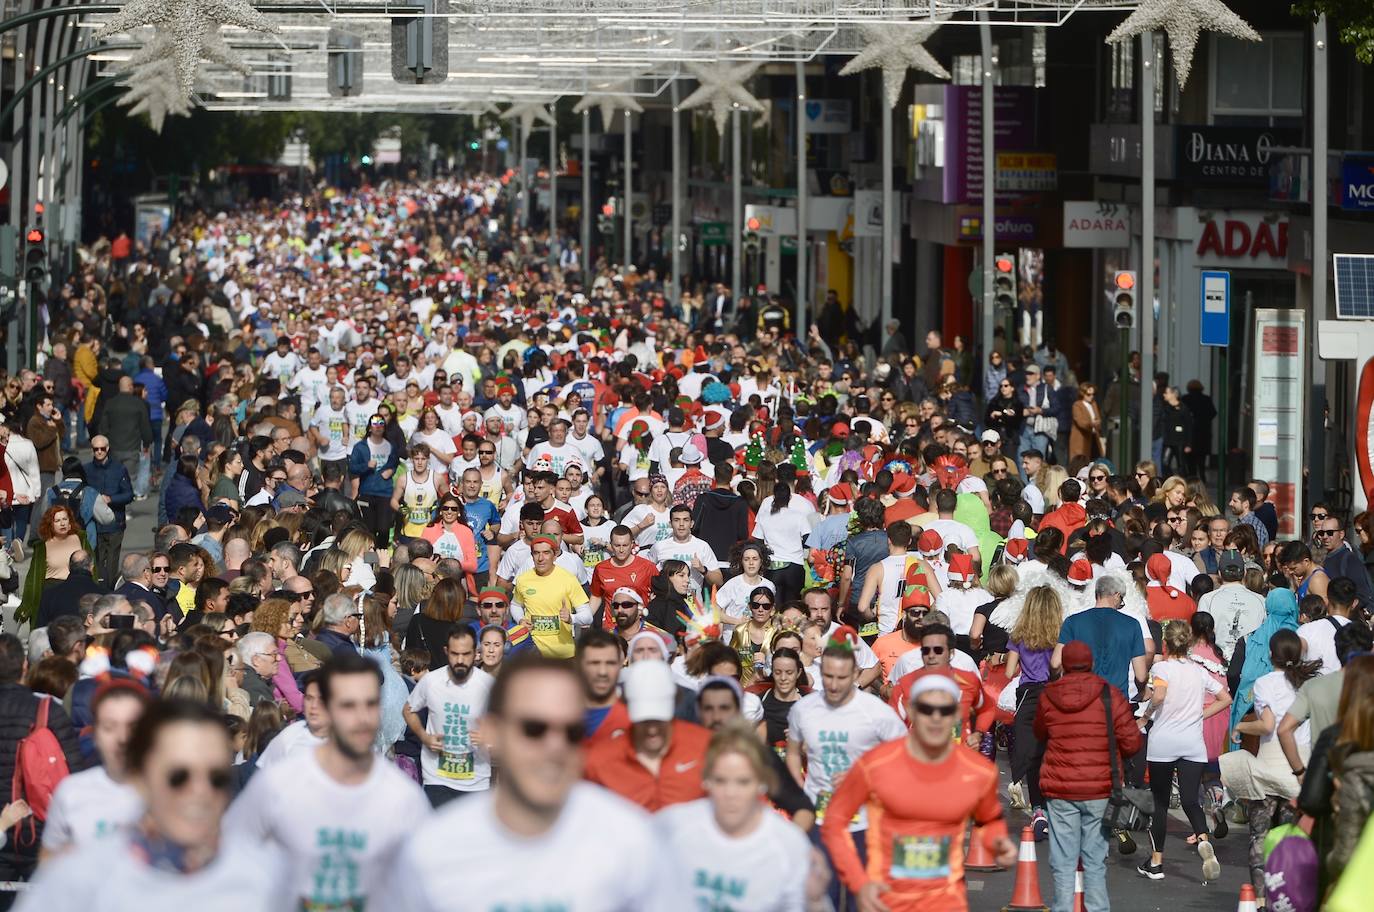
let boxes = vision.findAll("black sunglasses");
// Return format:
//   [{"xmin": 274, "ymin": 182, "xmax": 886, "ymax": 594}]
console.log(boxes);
[
  {"xmin": 515, "ymin": 717, "xmax": 585, "ymax": 745},
  {"xmin": 1312, "ymin": 512, "xmax": 1329, "ymax": 520},
  {"xmin": 479, "ymin": 600, "xmax": 506, "ymax": 609},
  {"xmin": 921, "ymin": 645, "xmax": 947, "ymax": 656},
  {"xmin": 611, "ymin": 601, "xmax": 640, "ymax": 609},
  {"xmin": 751, "ymin": 600, "xmax": 774, "ymax": 608},
  {"xmin": 913, "ymin": 702, "xmax": 958, "ymax": 718},
  {"xmin": 151, "ymin": 564, "xmax": 170, "ymax": 572},
  {"xmin": 167, "ymin": 766, "xmax": 233, "ymax": 792}
]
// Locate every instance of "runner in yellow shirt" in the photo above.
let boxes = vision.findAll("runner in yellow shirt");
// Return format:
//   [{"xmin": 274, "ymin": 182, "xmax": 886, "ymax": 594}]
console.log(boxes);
[{"xmin": 512, "ymin": 535, "xmax": 591, "ymax": 659}]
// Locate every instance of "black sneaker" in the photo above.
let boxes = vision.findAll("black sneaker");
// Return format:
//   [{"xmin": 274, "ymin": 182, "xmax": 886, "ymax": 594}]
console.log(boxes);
[
  {"xmin": 1115, "ymin": 829, "xmax": 1137, "ymax": 856},
  {"xmin": 1213, "ymin": 812, "xmax": 1228, "ymax": 839},
  {"xmin": 1136, "ymin": 862, "xmax": 1165, "ymax": 880}
]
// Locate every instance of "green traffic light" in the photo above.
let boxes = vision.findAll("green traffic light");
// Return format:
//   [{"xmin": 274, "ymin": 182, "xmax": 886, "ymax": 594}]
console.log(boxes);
[{"xmin": 361, "ymin": 155, "xmax": 373, "ymax": 165}]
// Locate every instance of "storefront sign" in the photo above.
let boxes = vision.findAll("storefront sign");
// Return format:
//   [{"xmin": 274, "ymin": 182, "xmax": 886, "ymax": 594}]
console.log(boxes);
[
  {"xmin": 1195, "ymin": 213, "xmax": 1289, "ymax": 269},
  {"xmin": 852, "ymin": 191, "xmax": 884, "ymax": 237},
  {"xmin": 944, "ymin": 86, "xmax": 1035, "ymax": 203},
  {"xmin": 1252, "ymin": 309, "xmax": 1305, "ymax": 539},
  {"xmin": 1088, "ymin": 123, "xmax": 1176, "ymax": 179},
  {"xmin": 1341, "ymin": 157, "xmax": 1374, "ymax": 211},
  {"xmin": 699, "ymin": 222, "xmax": 728, "ymax": 247},
  {"xmin": 1175, "ymin": 126, "xmax": 1300, "ymax": 187},
  {"xmin": 1063, "ymin": 201, "xmax": 1130, "ymax": 248},
  {"xmin": 956, "ymin": 213, "xmax": 1037, "ymax": 243},
  {"xmin": 804, "ymin": 99, "xmax": 851, "ymax": 134},
  {"xmin": 995, "ymin": 153, "xmax": 1057, "ymax": 192}
]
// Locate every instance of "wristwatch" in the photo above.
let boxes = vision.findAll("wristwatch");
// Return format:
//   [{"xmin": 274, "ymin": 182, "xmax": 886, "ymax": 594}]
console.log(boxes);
[{"xmin": 1291, "ymin": 766, "xmax": 1306, "ymax": 777}]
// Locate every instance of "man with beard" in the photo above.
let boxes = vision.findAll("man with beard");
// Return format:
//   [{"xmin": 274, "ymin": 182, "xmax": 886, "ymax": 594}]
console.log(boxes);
[
  {"xmin": 403, "ymin": 625, "xmax": 495, "ymax": 808},
  {"xmin": 607, "ymin": 587, "xmax": 671, "ymax": 653},
  {"xmin": 577, "ymin": 628, "xmax": 630, "ymax": 742},
  {"xmin": 226, "ymin": 654, "xmax": 429, "ymax": 908}
]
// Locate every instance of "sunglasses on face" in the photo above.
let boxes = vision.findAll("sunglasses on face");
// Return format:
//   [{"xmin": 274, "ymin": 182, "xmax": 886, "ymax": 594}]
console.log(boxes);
[
  {"xmin": 752, "ymin": 600, "xmax": 774, "ymax": 609},
  {"xmin": 479, "ymin": 449, "xmax": 495, "ymax": 455},
  {"xmin": 1135, "ymin": 471, "xmax": 1149, "ymax": 478},
  {"xmin": 611, "ymin": 601, "xmax": 640, "ymax": 610},
  {"xmin": 633, "ymin": 489, "xmax": 650, "ymax": 496},
  {"xmin": 1315, "ymin": 530, "xmax": 1337, "ymax": 538},
  {"xmin": 514, "ymin": 716, "xmax": 585, "ymax": 745},
  {"xmin": 921, "ymin": 645, "xmax": 947, "ymax": 656},
  {"xmin": 166, "ymin": 766, "xmax": 234, "ymax": 792},
  {"xmin": 1312, "ymin": 512, "xmax": 1329, "ymax": 520},
  {"xmin": 912, "ymin": 701, "xmax": 958, "ymax": 718},
  {"xmin": 92, "ymin": 446, "xmax": 108, "ymax": 453},
  {"xmin": 440, "ymin": 505, "xmax": 460, "ymax": 512},
  {"xmin": 990, "ymin": 468, "xmax": 1007, "ymax": 475},
  {"xmin": 1089, "ymin": 474, "xmax": 1106, "ymax": 481},
  {"xmin": 151, "ymin": 565, "xmax": 170, "ymax": 573}
]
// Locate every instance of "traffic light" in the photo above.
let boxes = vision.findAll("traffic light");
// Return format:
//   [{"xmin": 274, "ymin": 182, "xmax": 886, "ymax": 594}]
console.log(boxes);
[
  {"xmin": 743, "ymin": 216, "xmax": 761, "ymax": 255},
  {"xmin": 1112, "ymin": 270, "xmax": 1137, "ymax": 329},
  {"xmin": 469, "ymin": 140, "xmax": 480, "ymax": 151},
  {"xmin": 23, "ymin": 227, "xmax": 47, "ymax": 289},
  {"xmin": 598, "ymin": 198, "xmax": 617, "ymax": 235},
  {"xmin": 992, "ymin": 253, "xmax": 1016, "ymax": 313}
]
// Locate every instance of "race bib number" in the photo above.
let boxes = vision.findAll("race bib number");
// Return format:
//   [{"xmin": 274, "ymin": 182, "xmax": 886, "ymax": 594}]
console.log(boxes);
[
  {"xmin": 408, "ymin": 504, "xmax": 431, "ymax": 525},
  {"xmin": 531, "ymin": 614, "xmax": 562, "ymax": 634},
  {"xmin": 858, "ymin": 621, "xmax": 879, "ymax": 638},
  {"xmin": 890, "ymin": 834, "xmax": 951, "ymax": 880},
  {"xmin": 437, "ymin": 751, "xmax": 474, "ymax": 780}
]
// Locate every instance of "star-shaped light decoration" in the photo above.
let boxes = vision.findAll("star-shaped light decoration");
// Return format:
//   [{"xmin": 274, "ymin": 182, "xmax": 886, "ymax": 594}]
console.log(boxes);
[
  {"xmin": 680, "ymin": 62, "xmax": 764, "ymax": 135},
  {"xmin": 839, "ymin": 21, "xmax": 950, "ymax": 108},
  {"xmin": 118, "ymin": 60, "xmax": 194, "ymax": 133},
  {"xmin": 124, "ymin": 28, "xmax": 253, "ymax": 81},
  {"xmin": 572, "ymin": 85, "xmax": 643, "ymax": 132},
  {"xmin": 94, "ymin": 0, "xmax": 280, "ymax": 98},
  {"xmin": 1107, "ymin": 0, "xmax": 1259, "ymax": 89},
  {"xmin": 500, "ymin": 101, "xmax": 556, "ymax": 135}
]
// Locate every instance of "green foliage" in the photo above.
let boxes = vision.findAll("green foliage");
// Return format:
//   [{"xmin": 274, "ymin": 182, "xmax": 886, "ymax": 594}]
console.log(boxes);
[{"xmin": 1292, "ymin": 0, "xmax": 1374, "ymax": 63}]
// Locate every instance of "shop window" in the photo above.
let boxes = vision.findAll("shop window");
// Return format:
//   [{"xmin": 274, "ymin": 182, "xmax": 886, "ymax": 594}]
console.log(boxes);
[{"xmin": 1210, "ymin": 33, "xmax": 1303, "ymax": 120}]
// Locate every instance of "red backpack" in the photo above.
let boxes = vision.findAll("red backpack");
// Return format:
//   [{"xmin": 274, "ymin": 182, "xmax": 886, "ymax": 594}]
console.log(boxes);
[{"xmin": 11, "ymin": 697, "xmax": 70, "ymax": 843}]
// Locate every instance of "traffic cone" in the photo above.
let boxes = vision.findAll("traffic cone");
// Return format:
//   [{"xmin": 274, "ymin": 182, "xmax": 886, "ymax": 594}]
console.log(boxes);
[
  {"xmin": 1072, "ymin": 861, "xmax": 1085, "ymax": 912},
  {"xmin": 966, "ymin": 825, "xmax": 1004, "ymax": 872},
  {"xmin": 1002, "ymin": 826, "xmax": 1049, "ymax": 912},
  {"xmin": 1235, "ymin": 883, "xmax": 1258, "ymax": 912}
]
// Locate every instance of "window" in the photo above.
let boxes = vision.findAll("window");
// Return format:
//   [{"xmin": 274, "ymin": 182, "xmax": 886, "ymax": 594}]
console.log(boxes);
[{"xmin": 1210, "ymin": 33, "xmax": 1303, "ymax": 119}]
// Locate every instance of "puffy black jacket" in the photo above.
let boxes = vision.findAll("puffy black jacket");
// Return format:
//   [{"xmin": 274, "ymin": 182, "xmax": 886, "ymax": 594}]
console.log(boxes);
[
  {"xmin": 0, "ymin": 683, "xmax": 85, "ymax": 872},
  {"xmin": 645, "ymin": 573, "xmax": 689, "ymax": 643}
]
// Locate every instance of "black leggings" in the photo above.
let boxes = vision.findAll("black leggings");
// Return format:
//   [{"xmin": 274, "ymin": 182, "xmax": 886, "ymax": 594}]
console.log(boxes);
[
  {"xmin": 1147, "ymin": 758, "xmax": 1209, "ymax": 852},
  {"xmin": 1010, "ymin": 683, "xmax": 1047, "ymax": 808},
  {"xmin": 359, "ymin": 494, "xmax": 395, "ymax": 547},
  {"xmin": 767, "ymin": 562, "xmax": 805, "ymax": 606}
]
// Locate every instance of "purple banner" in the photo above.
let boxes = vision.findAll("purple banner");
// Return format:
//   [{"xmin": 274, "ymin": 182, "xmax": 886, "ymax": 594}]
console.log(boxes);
[{"xmin": 943, "ymin": 86, "xmax": 1036, "ymax": 204}]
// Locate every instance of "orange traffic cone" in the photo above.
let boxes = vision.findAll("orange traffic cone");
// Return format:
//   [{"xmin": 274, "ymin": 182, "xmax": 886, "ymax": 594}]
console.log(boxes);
[
  {"xmin": 966, "ymin": 825, "xmax": 1004, "ymax": 872},
  {"xmin": 1002, "ymin": 825, "xmax": 1049, "ymax": 912},
  {"xmin": 1072, "ymin": 861, "xmax": 1085, "ymax": 912},
  {"xmin": 1236, "ymin": 883, "xmax": 1258, "ymax": 912}
]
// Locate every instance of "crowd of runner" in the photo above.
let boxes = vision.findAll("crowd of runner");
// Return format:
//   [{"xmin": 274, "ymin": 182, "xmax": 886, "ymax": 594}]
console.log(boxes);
[{"xmin": 0, "ymin": 173, "xmax": 1367, "ymax": 910}]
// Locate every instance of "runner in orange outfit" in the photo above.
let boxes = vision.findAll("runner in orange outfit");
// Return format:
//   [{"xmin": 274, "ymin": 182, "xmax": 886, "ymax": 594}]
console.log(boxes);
[{"xmin": 820, "ymin": 671, "xmax": 1018, "ymax": 911}]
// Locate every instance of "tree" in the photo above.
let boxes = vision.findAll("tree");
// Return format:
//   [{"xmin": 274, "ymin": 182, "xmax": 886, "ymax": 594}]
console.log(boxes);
[{"xmin": 1292, "ymin": 0, "xmax": 1374, "ymax": 63}]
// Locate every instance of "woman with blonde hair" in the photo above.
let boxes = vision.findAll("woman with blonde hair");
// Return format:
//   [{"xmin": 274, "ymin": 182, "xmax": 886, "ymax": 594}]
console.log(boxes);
[
  {"xmin": 1134, "ymin": 460, "xmax": 1160, "ymax": 500},
  {"xmin": 1006, "ymin": 585, "xmax": 1063, "ymax": 837},
  {"xmin": 1037, "ymin": 464, "xmax": 1070, "ymax": 511},
  {"xmin": 392, "ymin": 563, "xmax": 432, "ymax": 639},
  {"xmin": 336, "ymin": 526, "xmax": 378, "ymax": 592},
  {"xmin": 1153, "ymin": 475, "xmax": 1189, "ymax": 511}
]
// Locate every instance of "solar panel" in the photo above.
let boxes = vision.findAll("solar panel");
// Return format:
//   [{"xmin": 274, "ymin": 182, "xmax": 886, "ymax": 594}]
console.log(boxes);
[{"xmin": 1335, "ymin": 254, "xmax": 1374, "ymax": 319}]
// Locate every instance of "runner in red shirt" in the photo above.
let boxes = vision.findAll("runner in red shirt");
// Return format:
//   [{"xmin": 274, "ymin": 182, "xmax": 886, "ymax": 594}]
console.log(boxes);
[
  {"xmin": 822, "ymin": 672, "xmax": 1017, "ymax": 911},
  {"xmin": 589, "ymin": 525, "xmax": 658, "ymax": 629},
  {"xmin": 889, "ymin": 624, "xmax": 983, "ymax": 749}
]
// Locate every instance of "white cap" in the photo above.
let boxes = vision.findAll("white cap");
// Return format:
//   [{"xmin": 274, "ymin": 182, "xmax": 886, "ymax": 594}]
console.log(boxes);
[
  {"xmin": 622, "ymin": 660, "xmax": 677, "ymax": 723},
  {"xmin": 679, "ymin": 442, "xmax": 704, "ymax": 465},
  {"xmin": 610, "ymin": 587, "xmax": 644, "ymax": 606}
]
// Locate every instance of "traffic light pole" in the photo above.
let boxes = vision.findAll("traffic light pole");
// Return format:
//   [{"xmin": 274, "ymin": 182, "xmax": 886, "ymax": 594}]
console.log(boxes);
[
  {"xmin": 1119, "ymin": 325, "xmax": 1131, "ymax": 472},
  {"xmin": 1139, "ymin": 31, "xmax": 1156, "ymax": 465}
]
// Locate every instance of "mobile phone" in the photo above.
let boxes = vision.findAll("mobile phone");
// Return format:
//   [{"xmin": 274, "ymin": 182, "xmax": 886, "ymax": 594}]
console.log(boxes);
[{"xmin": 107, "ymin": 614, "xmax": 135, "ymax": 630}]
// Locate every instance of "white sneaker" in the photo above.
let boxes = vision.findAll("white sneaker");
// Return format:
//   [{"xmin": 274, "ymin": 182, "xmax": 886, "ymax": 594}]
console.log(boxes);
[
  {"xmin": 2, "ymin": 594, "xmax": 19, "ymax": 611},
  {"xmin": 1198, "ymin": 838, "xmax": 1220, "ymax": 882},
  {"xmin": 1007, "ymin": 780, "xmax": 1029, "ymax": 811}
]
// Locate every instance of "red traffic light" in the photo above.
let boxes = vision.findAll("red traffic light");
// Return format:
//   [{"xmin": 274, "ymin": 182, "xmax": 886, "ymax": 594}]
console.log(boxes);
[
  {"xmin": 33, "ymin": 203, "xmax": 43, "ymax": 215},
  {"xmin": 1114, "ymin": 272, "xmax": 1136, "ymax": 291},
  {"xmin": 601, "ymin": 204, "xmax": 615, "ymax": 217},
  {"xmin": 994, "ymin": 256, "xmax": 1014, "ymax": 273},
  {"xmin": 25, "ymin": 229, "xmax": 43, "ymax": 244},
  {"xmin": 746, "ymin": 216, "xmax": 761, "ymax": 231}
]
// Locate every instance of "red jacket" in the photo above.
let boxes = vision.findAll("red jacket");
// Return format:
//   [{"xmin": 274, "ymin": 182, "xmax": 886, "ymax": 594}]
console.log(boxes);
[
  {"xmin": 1038, "ymin": 502, "xmax": 1086, "ymax": 552},
  {"xmin": 1033, "ymin": 669, "xmax": 1141, "ymax": 801}
]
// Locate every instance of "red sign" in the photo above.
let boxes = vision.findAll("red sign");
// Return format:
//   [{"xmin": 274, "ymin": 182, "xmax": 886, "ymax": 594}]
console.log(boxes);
[
  {"xmin": 1262, "ymin": 326, "xmax": 1299, "ymax": 355},
  {"xmin": 1197, "ymin": 218, "xmax": 1288, "ymax": 260}
]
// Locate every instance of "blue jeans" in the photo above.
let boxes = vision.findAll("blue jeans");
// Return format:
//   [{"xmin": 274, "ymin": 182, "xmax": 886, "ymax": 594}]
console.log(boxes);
[{"xmin": 1046, "ymin": 798, "xmax": 1110, "ymax": 912}]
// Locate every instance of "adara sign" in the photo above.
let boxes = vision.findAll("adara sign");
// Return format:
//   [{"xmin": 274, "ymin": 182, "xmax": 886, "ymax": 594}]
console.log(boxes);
[{"xmin": 1196, "ymin": 214, "xmax": 1289, "ymax": 269}]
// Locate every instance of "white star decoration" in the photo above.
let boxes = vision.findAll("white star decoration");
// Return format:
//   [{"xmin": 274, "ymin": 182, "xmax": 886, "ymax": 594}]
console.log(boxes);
[
  {"xmin": 1107, "ymin": 0, "xmax": 1259, "ymax": 89},
  {"xmin": 572, "ymin": 86, "xmax": 643, "ymax": 132},
  {"xmin": 95, "ymin": 0, "xmax": 279, "ymax": 98},
  {"xmin": 124, "ymin": 28, "xmax": 253, "ymax": 82},
  {"xmin": 118, "ymin": 60, "xmax": 194, "ymax": 133},
  {"xmin": 840, "ymin": 21, "xmax": 950, "ymax": 108},
  {"xmin": 501, "ymin": 101, "xmax": 556, "ymax": 135},
  {"xmin": 680, "ymin": 62, "xmax": 764, "ymax": 135}
]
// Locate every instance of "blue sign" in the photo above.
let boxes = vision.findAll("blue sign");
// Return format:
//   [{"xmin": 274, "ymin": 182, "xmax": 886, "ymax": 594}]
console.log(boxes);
[
  {"xmin": 496, "ymin": 139, "xmax": 509, "ymax": 152},
  {"xmin": 1200, "ymin": 271, "xmax": 1230, "ymax": 347},
  {"xmin": 1342, "ymin": 157, "xmax": 1374, "ymax": 210}
]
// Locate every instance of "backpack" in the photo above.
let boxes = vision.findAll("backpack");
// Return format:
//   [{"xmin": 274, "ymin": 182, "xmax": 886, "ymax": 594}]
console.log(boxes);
[{"xmin": 11, "ymin": 697, "xmax": 70, "ymax": 843}]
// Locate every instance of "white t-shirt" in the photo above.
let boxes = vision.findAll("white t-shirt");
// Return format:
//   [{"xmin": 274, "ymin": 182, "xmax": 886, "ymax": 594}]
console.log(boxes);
[
  {"xmin": 1253, "ymin": 670, "xmax": 1308, "ymax": 748},
  {"xmin": 1163, "ymin": 550, "xmax": 1202, "ymax": 591},
  {"xmin": 657, "ymin": 798, "xmax": 811, "ymax": 911},
  {"xmin": 527, "ymin": 441, "xmax": 581, "ymax": 476},
  {"xmin": 757, "ymin": 494, "xmax": 816, "ymax": 517},
  {"xmin": 41, "ymin": 766, "xmax": 142, "ymax": 854},
  {"xmin": 393, "ymin": 784, "xmax": 664, "ymax": 911},
  {"xmin": 888, "ymin": 648, "xmax": 981, "ymax": 685},
  {"xmin": 624, "ymin": 503, "xmax": 673, "ymax": 549},
  {"xmin": 404, "ymin": 666, "xmax": 495, "ymax": 791},
  {"xmin": 650, "ymin": 535, "xmax": 719, "ymax": 588},
  {"xmin": 345, "ymin": 398, "xmax": 380, "ymax": 442},
  {"xmin": 224, "ymin": 749, "xmax": 429, "ymax": 908},
  {"xmin": 786, "ymin": 690, "xmax": 905, "ymax": 831},
  {"xmin": 1021, "ymin": 483, "xmax": 1045, "ymax": 515},
  {"xmin": 263, "ymin": 350, "xmax": 302, "ymax": 384},
  {"xmin": 485, "ymin": 402, "xmax": 526, "ymax": 435},
  {"xmin": 434, "ymin": 403, "xmax": 465, "ymax": 436},
  {"xmin": 568, "ymin": 433, "xmax": 604, "ymax": 471},
  {"xmin": 1147, "ymin": 660, "xmax": 1223, "ymax": 763},
  {"xmin": 1298, "ymin": 616, "xmax": 1350, "ymax": 675},
  {"xmin": 311, "ymin": 406, "xmax": 351, "ymax": 461},
  {"xmin": 618, "ymin": 446, "xmax": 654, "ymax": 483},
  {"xmin": 715, "ymin": 575, "xmax": 774, "ymax": 624},
  {"xmin": 933, "ymin": 586, "xmax": 989, "ymax": 637},
  {"xmin": 292, "ymin": 365, "xmax": 331, "ymax": 416},
  {"xmin": 256, "ymin": 719, "xmax": 327, "ymax": 771},
  {"xmin": 754, "ymin": 507, "xmax": 812, "ymax": 565},
  {"xmin": 411, "ymin": 429, "xmax": 457, "ymax": 465},
  {"xmin": 15, "ymin": 836, "xmax": 292, "ymax": 912},
  {"xmin": 823, "ymin": 622, "xmax": 880, "ymax": 671},
  {"xmin": 926, "ymin": 518, "xmax": 979, "ymax": 554},
  {"xmin": 1197, "ymin": 584, "xmax": 1266, "ymax": 660}
]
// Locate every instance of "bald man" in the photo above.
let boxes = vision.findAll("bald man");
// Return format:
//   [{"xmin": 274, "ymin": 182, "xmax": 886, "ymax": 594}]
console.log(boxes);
[{"xmin": 97, "ymin": 375, "xmax": 154, "ymax": 490}]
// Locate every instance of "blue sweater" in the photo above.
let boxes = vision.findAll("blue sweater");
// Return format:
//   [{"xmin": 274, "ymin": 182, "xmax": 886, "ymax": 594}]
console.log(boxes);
[
  {"xmin": 83, "ymin": 458, "xmax": 133, "ymax": 532},
  {"xmin": 349, "ymin": 438, "xmax": 398, "ymax": 499}
]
